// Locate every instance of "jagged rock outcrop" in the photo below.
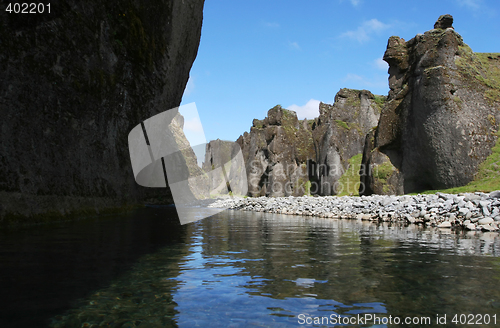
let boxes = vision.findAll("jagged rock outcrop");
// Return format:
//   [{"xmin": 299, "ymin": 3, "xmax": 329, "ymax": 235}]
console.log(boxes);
[
  {"xmin": 237, "ymin": 89, "xmax": 382, "ymax": 197},
  {"xmin": 0, "ymin": 0, "xmax": 205, "ymax": 224},
  {"xmin": 202, "ymin": 139, "xmax": 247, "ymax": 196},
  {"xmin": 360, "ymin": 15, "xmax": 500, "ymax": 195},
  {"xmin": 312, "ymin": 89, "xmax": 382, "ymax": 195},
  {"xmin": 202, "ymin": 139, "xmax": 233, "ymax": 195},
  {"xmin": 434, "ymin": 14, "xmax": 454, "ymax": 29},
  {"xmin": 237, "ymin": 105, "xmax": 314, "ymax": 197},
  {"xmin": 203, "ymin": 139, "xmax": 233, "ymax": 174}
]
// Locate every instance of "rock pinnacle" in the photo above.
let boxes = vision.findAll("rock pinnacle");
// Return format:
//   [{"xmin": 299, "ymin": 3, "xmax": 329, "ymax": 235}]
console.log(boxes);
[{"xmin": 434, "ymin": 14, "xmax": 454, "ymax": 29}]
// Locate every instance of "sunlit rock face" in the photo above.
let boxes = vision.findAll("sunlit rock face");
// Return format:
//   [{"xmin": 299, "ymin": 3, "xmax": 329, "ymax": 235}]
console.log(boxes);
[
  {"xmin": 237, "ymin": 89, "xmax": 381, "ymax": 197},
  {"xmin": 0, "ymin": 0, "xmax": 205, "ymax": 223},
  {"xmin": 360, "ymin": 15, "xmax": 500, "ymax": 195},
  {"xmin": 237, "ymin": 105, "xmax": 314, "ymax": 197}
]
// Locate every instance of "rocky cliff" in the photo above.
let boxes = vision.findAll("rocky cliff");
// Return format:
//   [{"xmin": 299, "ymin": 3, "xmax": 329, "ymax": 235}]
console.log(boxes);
[
  {"xmin": 0, "ymin": 0, "xmax": 205, "ymax": 224},
  {"xmin": 360, "ymin": 15, "xmax": 500, "ymax": 195},
  {"xmin": 202, "ymin": 139, "xmax": 247, "ymax": 196},
  {"xmin": 202, "ymin": 139, "xmax": 233, "ymax": 195},
  {"xmin": 169, "ymin": 113, "xmax": 210, "ymax": 200},
  {"xmin": 236, "ymin": 89, "xmax": 382, "ymax": 197},
  {"xmin": 237, "ymin": 105, "xmax": 314, "ymax": 197},
  {"xmin": 312, "ymin": 89, "xmax": 382, "ymax": 195}
]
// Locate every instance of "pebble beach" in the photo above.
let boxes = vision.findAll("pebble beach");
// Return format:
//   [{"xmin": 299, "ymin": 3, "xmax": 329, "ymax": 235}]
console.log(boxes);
[{"xmin": 208, "ymin": 191, "xmax": 500, "ymax": 232}]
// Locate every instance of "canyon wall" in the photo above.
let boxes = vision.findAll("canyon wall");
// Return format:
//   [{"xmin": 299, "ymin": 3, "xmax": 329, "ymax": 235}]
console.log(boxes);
[
  {"xmin": 0, "ymin": 0, "xmax": 205, "ymax": 223},
  {"xmin": 234, "ymin": 89, "xmax": 382, "ymax": 197}
]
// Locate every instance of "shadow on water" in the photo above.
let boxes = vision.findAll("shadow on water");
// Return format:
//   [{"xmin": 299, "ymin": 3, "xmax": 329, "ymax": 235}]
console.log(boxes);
[{"xmin": 0, "ymin": 206, "xmax": 187, "ymax": 328}]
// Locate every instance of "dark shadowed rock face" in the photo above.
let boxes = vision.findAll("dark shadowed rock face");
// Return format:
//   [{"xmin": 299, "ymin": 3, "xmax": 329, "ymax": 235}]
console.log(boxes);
[
  {"xmin": 237, "ymin": 89, "xmax": 382, "ymax": 197},
  {"xmin": 360, "ymin": 15, "xmax": 500, "ymax": 195},
  {"xmin": 0, "ymin": 0, "xmax": 205, "ymax": 223},
  {"xmin": 434, "ymin": 14, "xmax": 453, "ymax": 29}
]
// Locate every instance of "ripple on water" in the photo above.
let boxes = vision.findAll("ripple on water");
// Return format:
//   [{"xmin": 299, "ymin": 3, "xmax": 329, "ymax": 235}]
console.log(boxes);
[{"xmin": 50, "ymin": 209, "xmax": 500, "ymax": 327}]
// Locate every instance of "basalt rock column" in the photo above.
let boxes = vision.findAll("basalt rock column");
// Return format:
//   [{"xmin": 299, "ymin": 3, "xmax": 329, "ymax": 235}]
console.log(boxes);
[{"xmin": 360, "ymin": 15, "xmax": 500, "ymax": 195}]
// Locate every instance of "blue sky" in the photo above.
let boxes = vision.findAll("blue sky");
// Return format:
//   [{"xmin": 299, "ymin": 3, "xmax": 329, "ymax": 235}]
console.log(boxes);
[{"xmin": 180, "ymin": 0, "xmax": 500, "ymax": 147}]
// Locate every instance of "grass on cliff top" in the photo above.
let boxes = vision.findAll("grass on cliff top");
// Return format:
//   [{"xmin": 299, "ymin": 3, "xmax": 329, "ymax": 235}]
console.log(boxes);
[
  {"xmin": 419, "ymin": 131, "xmax": 500, "ymax": 194},
  {"xmin": 455, "ymin": 49, "xmax": 500, "ymax": 105},
  {"xmin": 337, "ymin": 154, "xmax": 363, "ymax": 196},
  {"xmin": 372, "ymin": 95, "xmax": 386, "ymax": 114},
  {"xmin": 476, "ymin": 53, "xmax": 500, "ymax": 104}
]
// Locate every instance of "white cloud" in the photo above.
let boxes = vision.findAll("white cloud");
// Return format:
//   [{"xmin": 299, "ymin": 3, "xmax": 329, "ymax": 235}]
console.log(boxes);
[
  {"xmin": 457, "ymin": 0, "xmax": 481, "ymax": 9},
  {"xmin": 289, "ymin": 41, "xmax": 301, "ymax": 50},
  {"xmin": 374, "ymin": 57, "xmax": 388, "ymax": 70},
  {"xmin": 341, "ymin": 19, "xmax": 390, "ymax": 43},
  {"xmin": 183, "ymin": 76, "xmax": 195, "ymax": 96},
  {"xmin": 287, "ymin": 99, "xmax": 321, "ymax": 119}
]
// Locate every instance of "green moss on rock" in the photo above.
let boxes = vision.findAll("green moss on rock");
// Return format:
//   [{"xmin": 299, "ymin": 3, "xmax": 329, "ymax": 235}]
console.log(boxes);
[
  {"xmin": 336, "ymin": 154, "xmax": 363, "ymax": 196},
  {"xmin": 456, "ymin": 49, "xmax": 500, "ymax": 105},
  {"xmin": 374, "ymin": 161, "xmax": 396, "ymax": 183},
  {"xmin": 372, "ymin": 95, "xmax": 386, "ymax": 114},
  {"xmin": 420, "ymin": 130, "xmax": 500, "ymax": 194},
  {"xmin": 335, "ymin": 119, "xmax": 350, "ymax": 130}
]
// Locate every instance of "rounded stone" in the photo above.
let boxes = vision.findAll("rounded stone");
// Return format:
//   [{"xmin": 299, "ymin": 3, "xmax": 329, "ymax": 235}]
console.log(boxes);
[
  {"xmin": 466, "ymin": 223, "xmax": 476, "ymax": 230},
  {"xmin": 488, "ymin": 190, "xmax": 500, "ymax": 199},
  {"xmin": 438, "ymin": 221, "xmax": 452, "ymax": 228},
  {"xmin": 478, "ymin": 217, "xmax": 494, "ymax": 225}
]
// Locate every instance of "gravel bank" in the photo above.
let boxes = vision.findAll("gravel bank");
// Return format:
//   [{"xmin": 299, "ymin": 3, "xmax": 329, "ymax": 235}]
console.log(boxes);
[{"xmin": 208, "ymin": 191, "xmax": 500, "ymax": 232}]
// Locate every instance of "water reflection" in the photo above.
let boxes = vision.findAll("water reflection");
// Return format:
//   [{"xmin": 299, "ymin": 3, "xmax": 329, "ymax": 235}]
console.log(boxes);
[
  {"xmin": 50, "ymin": 209, "xmax": 500, "ymax": 327},
  {"xmin": 0, "ymin": 206, "xmax": 186, "ymax": 328}
]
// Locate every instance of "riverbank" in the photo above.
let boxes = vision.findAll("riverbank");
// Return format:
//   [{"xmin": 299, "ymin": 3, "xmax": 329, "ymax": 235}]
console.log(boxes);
[{"xmin": 208, "ymin": 192, "xmax": 500, "ymax": 232}]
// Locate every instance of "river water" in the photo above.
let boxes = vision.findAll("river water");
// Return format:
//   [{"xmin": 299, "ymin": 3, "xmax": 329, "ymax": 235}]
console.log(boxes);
[{"xmin": 1, "ymin": 206, "xmax": 500, "ymax": 327}]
